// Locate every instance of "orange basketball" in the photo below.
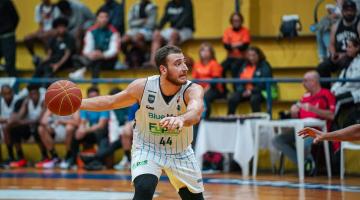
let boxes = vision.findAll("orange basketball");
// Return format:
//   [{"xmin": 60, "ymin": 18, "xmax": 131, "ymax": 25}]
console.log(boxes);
[{"xmin": 45, "ymin": 80, "xmax": 82, "ymax": 116}]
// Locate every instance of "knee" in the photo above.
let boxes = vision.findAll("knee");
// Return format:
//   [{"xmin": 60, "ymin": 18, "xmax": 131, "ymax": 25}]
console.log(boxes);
[
  {"xmin": 133, "ymin": 175, "xmax": 158, "ymax": 200},
  {"xmin": 152, "ymin": 31, "xmax": 162, "ymax": 42},
  {"xmin": 169, "ymin": 31, "xmax": 180, "ymax": 43}
]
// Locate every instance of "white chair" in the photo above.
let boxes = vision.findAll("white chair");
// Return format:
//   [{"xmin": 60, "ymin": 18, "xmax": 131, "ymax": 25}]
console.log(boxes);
[{"xmin": 340, "ymin": 142, "xmax": 360, "ymax": 179}]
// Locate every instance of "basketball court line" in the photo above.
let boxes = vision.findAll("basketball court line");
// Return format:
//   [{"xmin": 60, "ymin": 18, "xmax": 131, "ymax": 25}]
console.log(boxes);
[{"xmin": 1, "ymin": 171, "xmax": 360, "ymax": 192}]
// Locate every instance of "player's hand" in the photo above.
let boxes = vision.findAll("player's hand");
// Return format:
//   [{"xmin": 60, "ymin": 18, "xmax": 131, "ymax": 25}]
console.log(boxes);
[
  {"xmin": 297, "ymin": 127, "xmax": 324, "ymax": 143},
  {"xmin": 159, "ymin": 116, "xmax": 184, "ymax": 131}
]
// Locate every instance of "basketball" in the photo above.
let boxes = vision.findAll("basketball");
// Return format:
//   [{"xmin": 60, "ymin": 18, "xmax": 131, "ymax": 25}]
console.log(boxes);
[{"xmin": 45, "ymin": 80, "xmax": 82, "ymax": 116}]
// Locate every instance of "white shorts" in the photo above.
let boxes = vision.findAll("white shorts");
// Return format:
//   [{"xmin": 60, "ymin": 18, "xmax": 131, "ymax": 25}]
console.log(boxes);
[
  {"xmin": 51, "ymin": 124, "xmax": 66, "ymax": 142},
  {"xmin": 126, "ymin": 28, "xmax": 153, "ymax": 41},
  {"xmin": 109, "ymin": 124, "xmax": 124, "ymax": 143},
  {"xmin": 131, "ymin": 146, "xmax": 204, "ymax": 193},
  {"xmin": 160, "ymin": 28, "xmax": 193, "ymax": 43}
]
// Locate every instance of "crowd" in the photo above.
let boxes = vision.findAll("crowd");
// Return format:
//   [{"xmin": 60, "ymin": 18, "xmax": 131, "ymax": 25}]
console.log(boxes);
[{"xmin": 0, "ymin": 0, "xmax": 359, "ymax": 175}]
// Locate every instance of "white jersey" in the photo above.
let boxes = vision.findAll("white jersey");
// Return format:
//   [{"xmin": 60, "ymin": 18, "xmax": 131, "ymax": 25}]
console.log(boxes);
[
  {"xmin": 0, "ymin": 95, "xmax": 18, "ymax": 118},
  {"xmin": 133, "ymin": 75, "xmax": 193, "ymax": 154},
  {"xmin": 27, "ymin": 98, "xmax": 43, "ymax": 121}
]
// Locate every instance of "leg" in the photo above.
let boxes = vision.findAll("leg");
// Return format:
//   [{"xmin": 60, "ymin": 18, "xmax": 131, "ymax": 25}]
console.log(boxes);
[
  {"xmin": 23, "ymin": 32, "xmax": 40, "ymax": 56},
  {"xmin": 227, "ymin": 91, "xmax": 244, "ymax": 115},
  {"xmin": 38, "ymin": 124, "xmax": 54, "ymax": 151},
  {"xmin": 249, "ymin": 92, "xmax": 263, "ymax": 112},
  {"xmin": 2, "ymin": 124, "xmax": 14, "ymax": 161},
  {"xmin": 204, "ymin": 88, "xmax": 221, "ymax": 118},
  {"xmin": 272, "ymin": 128, "xmax": 297, "ymax": 164},
  {"xmin": 149, "ymin": 30, "xmax": 163, "ymax": 65},
  {"xmin": 168, "ymin": 30, "xmax": 180, "ymax": 46},
  {"xmin": 178, "ymin": 187, "xmax": 204, "ymax": 200},
  {"xmin": 1, "ymin": 35, "xmax": 17, "ymax": 76},
  {"xmin": 64, "ymin": 124, "xmax": 76, "ymax": 158},
  {"xmin": 89, "ymin": 60, "xmax": 101, "ymax": 79},
  {"xmin": 133, "ymin": 174, "xmax": 159, "ymax": 200},
  {"xmin": 316, "ymin": 58, "xmax": 335, "ymax": 89}
]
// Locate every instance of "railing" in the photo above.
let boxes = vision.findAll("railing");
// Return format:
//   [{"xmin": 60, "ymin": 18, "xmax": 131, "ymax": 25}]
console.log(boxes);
[{"xmin": 13, "ymin": 77, "xmax": 360, "ymax": 118}]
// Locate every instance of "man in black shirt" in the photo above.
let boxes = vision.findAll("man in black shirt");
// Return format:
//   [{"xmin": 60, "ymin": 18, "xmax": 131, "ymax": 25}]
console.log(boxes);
[
  {"xmin": 0, "ymin": 0, "xmax": 19, "ymax": 77},
  {"xmin": 146, "ymin": 0, "xmax": 194, "ymax": 67},
  {"xmin": 34, "ymin": 17, "xmax": 75, "ymax": 78},
  {"xmin": 317, "ymin": 0, "xmax": 360, "ymax": 88}
]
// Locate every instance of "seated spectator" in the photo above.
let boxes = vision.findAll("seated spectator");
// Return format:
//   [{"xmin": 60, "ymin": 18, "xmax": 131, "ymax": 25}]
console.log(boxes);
[
  {"xmin": 315, "ymin": 4, "xmax": 339, "ymax": 62},
  {"xmin": 80, "ymin": 88, "xmax": 133, "ymax": 170},
  {"xmin": 192, "ymin": 43, "xmax": 223, "ymax": 118},
  {"xmin": 69, "ymin": 86, "xmax": 109, "ymax": 168},
  {"xmin": 97, "ymin": 0, "xmax": 125, "ymax": 35},
  {"xmin": 272, "ymin": 71, "xmax": 335, "ymax": 176},
  {"xmin": 0, "ymin": 0, "xmax": 19, "ymax": 77},
  {"xmin": 81, "ymin": 9, "xmax": 120, "ymax": 79},
  {"xmin": 227, "ymin": 46, "xmax": 273, "ymax": 115},
  {"xmin": 33, "ymin": 17, "xmax": 76, "ymax": 79},
  {"xmin": 24, "ymin": 0, "xmax": 60, "ymax": 67},
  {"xmin": 331, "ymin": 37, "xmax": 360, "ymax": 128},
  {"xmin": 121, "ymin": 0, "xmax": 157, "ymax": 68},
  {"xmin": 0, "ymin": 85, "xmax": 20, "ymax": 167},
  {"xmin": 7, "ymin": 84, "xmax": 47, "ymax": 168},
  {"xmin": 35, "ymin": 109, "xmax": 79, "ymax": 169},
  {"xmin": 317, "ymin": 0, "xmax": 360, "ymax": 88},
  {"xmin": 146, "ymin": 0, "xmax": 194, "ymax": 67},
  {"xmin": 222, "ymin": 12, "xmax": 250, "ymax": 94},
  {"xmin": 56, "ymin": 0, "xmax": 95, "ymax": 52}
]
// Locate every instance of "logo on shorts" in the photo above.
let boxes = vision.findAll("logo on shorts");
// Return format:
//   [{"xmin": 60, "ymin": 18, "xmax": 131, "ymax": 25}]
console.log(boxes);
[
  {"xmin": 148, "ymin": 94, "xmax": 155, "ymax": 104},
  {"xmin": 131, "ymin": 160, "xmax": 148, "ymax": 169}
]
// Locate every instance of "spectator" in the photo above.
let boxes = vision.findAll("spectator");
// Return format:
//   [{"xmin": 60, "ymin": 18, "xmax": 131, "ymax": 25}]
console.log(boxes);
[
  {"xmin": 227, "ymin": 46, "xmax": 273, "ymax": 115},
  {"xmin": 0, "ymin": 0, "xmax": 19, "ymax": 77},
  {"xmin": 272, "ymin": 71, "xmax": 335, "ymax": 176},
  {"xmin": 121, "ymin": 0, "xmax": 157, "ymax": 68},
  {"xmin": 80, "ymin": 88, "xmax": 132, "ymax": 170},
  {"xmin": 57, "ymin": 0, "xmax": 95, "ymax": 51},
  {"xmin": 146, "ymin": 0, "xmax": 194, "ymax": 66},
  {"xmin": 0, "ymin": 85, "xmax": 20, "ymax": 167},
  {"xmin": 35, "ymin": 109, "xmax": 79, "ymax": 169},
  {"xmin": 24, "ymin": 0, "xmax": 60, "ymax": 67},
  {"xmin": 7, "ymin": 84, "xmax": 46, "ymax": 168},
  {"xmin": 315, "ymin": 4, "xmax": 339, "ymax": 62},
  {"xmin": 222, "ymin": 12, "xmax": 250, "ymax": 94},
  {"xmin": 33, "ymin": 17, "xmax": 76, "ymax": 79},
  {"xmin": 331, "ymin": 37, "xmax": 360, "ymax": 127},
  {"xmin": 97, "ymin": 0, "xmax": 125, "ymax": 35},
  {"xmin": 82, "ymin": 9, "xmax": 120, "ymax": 79},
  {"xmin": 317, "ymin": 0, "xmax": 360, "ymax": 88},
  {"xmin": 69, "ymin": 86, "xmax": 109, "ymax": 168},
  {"xmin": 192, "ymin": 43, "xmax": 223, "ymax": 118}
]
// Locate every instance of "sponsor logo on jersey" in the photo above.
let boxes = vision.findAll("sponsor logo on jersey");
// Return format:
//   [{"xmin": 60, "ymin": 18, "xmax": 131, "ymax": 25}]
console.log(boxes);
[
  {"xmin": 147, "ymin": 90, "xmax": 157, "ymax": 94},
  {"xmin": 148, "ymin": 94, "xmax": 155, "ymax": 103},
  {"xmin": 146, "ymin": 105, "xmax": 154, "ymax": 110},
  {"xmin": 148, "ymin": 112, "xmax": 174, "ymax": 119},
  {"xmin": 131, "ymin": 160, "xmax": 148, "ymax": 169},
  {"xmin": 149, "ymin": 122, "xmax": 178, "ymax": 135}
]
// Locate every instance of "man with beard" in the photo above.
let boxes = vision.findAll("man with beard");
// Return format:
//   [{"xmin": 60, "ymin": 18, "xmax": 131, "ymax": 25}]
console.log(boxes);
[
  {"xmin": 79, "ymin": 45, "xmax": 205, "ymax": 200},
  {"xmin": 317, "ymin": 0, "xmax": 360, "ymax": 88}
]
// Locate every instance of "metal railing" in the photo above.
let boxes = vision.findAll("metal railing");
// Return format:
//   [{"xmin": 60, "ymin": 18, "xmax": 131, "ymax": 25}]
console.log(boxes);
[{"xmin": 13, "ymin": 77, "xmax": 360, "ymax": 118}]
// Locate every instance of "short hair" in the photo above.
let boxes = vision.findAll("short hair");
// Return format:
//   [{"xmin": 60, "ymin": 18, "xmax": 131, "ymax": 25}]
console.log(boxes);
[
  {"xmin": 52, "ymin": 17, "xmax": 68, "ymax": 29},
  {"xmin": 57, "ymin": 0, "xmax": 71, "ymax": 13},
  {"xmin": 229, "ymin": 12, "xmax": 244, "ymax": 24},
  {"xmin": 27, "ymin": 84, "xmax": 40, "ymax": 92},
  {"xmin": 96, "ymin": 8, "xmax": 110, "ymax": 16},
  {"xmin": 155, "ymin": 45, "xmax": 183, "ymax": 69},
  {"xmin": 1, "ymin": 84, "xmax": 12, "ymax": 92},
  {"xmin": 87, "ymin": 86, "xmax": 100, "ymax": 95}
]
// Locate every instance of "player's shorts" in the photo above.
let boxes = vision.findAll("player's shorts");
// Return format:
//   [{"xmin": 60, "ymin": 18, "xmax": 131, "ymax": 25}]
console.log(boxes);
[
  {"xmin": 131, "ymin": 146, "xmax": 204, "ymax": 193},
  {"xmin": 160, "ymin": 28, "xmax": 193, "ymax": 43},
  {"xmin": 126, "ymin": 28, "xmax": 153, "ymax": 41},
  {"xmin": 50, "ymin": 123, "xmax": 66, "ymax": 142}
]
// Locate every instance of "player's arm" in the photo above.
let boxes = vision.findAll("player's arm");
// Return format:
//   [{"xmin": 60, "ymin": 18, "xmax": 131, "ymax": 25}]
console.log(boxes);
[
  {"xmin": 80, "ymin": 78, "xmax": 146, "ymax": 111},
  {"xmin": 298, "ymin": 124, "xmax": 360, "ymax": 142},
  {"xmin": 160, "ymin": 84, "xmax": 204, "ymax": 130}
]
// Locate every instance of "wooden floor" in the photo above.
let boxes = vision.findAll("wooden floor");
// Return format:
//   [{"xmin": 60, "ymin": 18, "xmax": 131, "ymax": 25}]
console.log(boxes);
[{"xmin": 0, "ymin": 169, "xmax": 359, "ymax": 200}]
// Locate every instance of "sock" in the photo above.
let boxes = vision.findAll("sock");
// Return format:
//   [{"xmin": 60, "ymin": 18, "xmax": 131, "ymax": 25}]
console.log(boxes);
[
  {"xmin": 49, "ymin": 149, "xmax": 58, "ymax": 159},
  {"xmin": 125, "ymin": 150, "xmax": 131, "ymax": 162},
  {"xmin": 7, "ymin": 144, "xmax": 14, "ymax": 161}
]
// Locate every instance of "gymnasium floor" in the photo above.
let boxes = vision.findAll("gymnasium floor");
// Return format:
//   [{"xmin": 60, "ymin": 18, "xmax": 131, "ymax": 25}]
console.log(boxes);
[{"xmin": 0, "ymin": 169, "xmax": 359, "ymax": 200}]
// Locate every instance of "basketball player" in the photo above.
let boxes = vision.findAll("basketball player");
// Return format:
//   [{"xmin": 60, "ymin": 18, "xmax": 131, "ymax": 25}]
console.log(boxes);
[
  {"xmin": 80, "ymin": 45, "xmax": 205, "ymax": 200},
  {"xmin": 298, "ymin": 125, "xmax": 360, "ymax": 143}
]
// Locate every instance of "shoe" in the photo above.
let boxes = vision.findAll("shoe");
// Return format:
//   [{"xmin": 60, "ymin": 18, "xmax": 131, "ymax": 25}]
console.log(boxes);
[
  {"xmin": 84, "ymin": 160, "xmax": 104, "ymax": 171},
  {"xmin": 69, "ymin": 67, "xmax": 86, "ymax": 79},
  {"xmin": 0, "ymin": 159, "xmax": 13, "ymax": 169},
  {"xmin": 80, "ymin": 154, "xmax": 95, "ymax": 164},
  {"xmin": 113, "ymin": 157, "xmax": 130, "ymax": 170},
  {"xmin": 59, "ymin": 157, "xmax": 75, "ymax": 169},
  {"xmin": 9, "ymin": 159, "xmax": 27, "ymax": 168},
  {"xmin": 42, "ymin": 158, "xmax": 60, "ymax": 169},
  {"xmin": 35, "ymin": 158, "xmax": 51, "ymax": 168},
  {"xmin": 305, "ymin": 159, "xmax": 316, "ymax": 176}
]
